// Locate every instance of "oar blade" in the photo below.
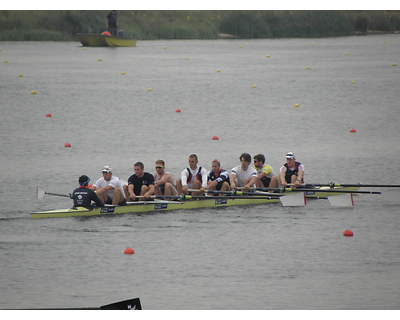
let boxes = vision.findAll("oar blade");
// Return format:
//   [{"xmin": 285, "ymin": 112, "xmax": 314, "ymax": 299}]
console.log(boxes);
[
  {"xmin": 100, "ymin": 297, "xmax": 142, "ymax": 310},
  {"xmin": 36, "ymin": 186, "xmax": 46, "ymax": 201},
  {"xmin": 382, "ymin": 189, "xmax": 400, "ymax": 202},
  {"xmin": 280, "ymin": 192, "xmax": 306, "ymax": 206},
  {"xmin": 327, "ymin": 193, "xmax": 354, "ymax": 207}
]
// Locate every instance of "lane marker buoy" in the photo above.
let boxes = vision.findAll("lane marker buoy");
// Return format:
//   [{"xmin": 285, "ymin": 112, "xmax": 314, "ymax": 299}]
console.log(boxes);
[
  {"xmin": 343, "ymin": 229, "xmax": 354, "ymax": 236},
  {"xmin": 124, "ymin": 247, "xmax": 135, "ymax": 254}
]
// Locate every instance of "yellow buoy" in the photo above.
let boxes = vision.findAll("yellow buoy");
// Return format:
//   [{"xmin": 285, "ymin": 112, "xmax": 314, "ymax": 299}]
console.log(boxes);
[
  {"xmin": 294, "ymin": 104, "xmax": 299, "ymax": 107},
  {"xmin": 239, "ymin": 45, "xmax": 243, "ymax": 48},
  {"xmin": 351, "ymin": 81, "xmax": 356, "ymax": 84},
  {"xmin": 185, "ymin": 57, "xmax": 189, "ymax": 60},
  {"xmin": 216, "ymin": 69, "xmax": 221, "ymax": 73},
  {"xmin": 121, "ymin": 72, "xmax": 126, "ymax": 75},
  {"xmin": 31, "ymin": 90, "xmax": 37, "ymax": 94},
  {"xmin": 163, "ymin": 46, "xmax": 167, "ymax": 49},
  {"xmin": 97, "ymin": 58, "xmax": 102, "ymax": 61},
  {"xmin": 3, "ymin": 60, "xmax": 8, "ymax": 63},
  {"xmin": 345, "ymin": 52, "xmax": 349, "ymax": 55},
  {"xmin": 266, "ymin": 55, "xmax": 271, "ymax": 58},
  {"xmin": 83, "ymin": 47, "xmax": 87, "ymax": 50},
  {"xmin": 147, "ymin": 88, "xmax": 153, "ymax": 91},
  {"xmin": 305, "ymin": 66, "xmax": 310, "ymax": 70},
  {"xmin": 18, "ymin": 74, "xmax": 24, "ymax": 77},
  {"xmin": 252, "ymin": 85, "xmax": 257, "ymax": 88},
  {"xmin": 392, "ymin": 63, "xmax": 397, "ymax": 66}
]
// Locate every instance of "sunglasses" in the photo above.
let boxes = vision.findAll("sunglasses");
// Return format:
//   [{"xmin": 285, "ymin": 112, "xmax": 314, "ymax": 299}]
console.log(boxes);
[{"xmin": 155, "ymin": 166, "xmax": 164, "ymax": 169}]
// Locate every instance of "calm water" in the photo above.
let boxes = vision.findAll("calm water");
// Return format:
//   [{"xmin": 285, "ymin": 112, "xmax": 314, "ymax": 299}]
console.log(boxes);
[{"xmin": 1, "ymin": 36, "xmax": 400, "ymax": 310}]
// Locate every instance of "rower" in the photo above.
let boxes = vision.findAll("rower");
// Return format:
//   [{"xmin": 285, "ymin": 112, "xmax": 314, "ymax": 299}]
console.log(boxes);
[
  {"xmin": 253, "ymin": 154, "xmax": 278, "ymax": 189},
  {"xmin": 153, "ymin": 159, "xmax": 178, "ymax": 196},
  {"xmin": 91, "ymin": 166, "xmax": 127, "ymax": 206},
  {"xmin": 176, "ymin": 154, "xmax": 208, "ymax": 196},
  {"xmin": 230, "ymin": 153, "xmax": 257, "ymax": 192},
  {"xmin": 279, "ymin": 152, "xmax": 304, "ymax": 189},
  {"xmin": 124, "ymin": 162, "xmax": 155, "ymax": 201},
  {"xmin": 206, "ymin": 159, "xmax": 230, "ymax": 196}
]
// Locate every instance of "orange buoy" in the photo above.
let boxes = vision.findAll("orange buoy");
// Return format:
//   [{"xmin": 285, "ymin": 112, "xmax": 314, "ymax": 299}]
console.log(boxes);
[
  {"xmin": 175, "ymin": 109, "xmax": 181, "ymax": 113},
  {"xmin": 212, "ymin": 135, "xmax": 219, "ymax": 140},
  {"xmin": 343, "ymin": 229, "xmax": 354, "ymax": 237},
  {"xmin": 64, "ymin": 143, "xmax": 72, "ymax": 148},
  {"xmin": 124, "ymin": 247, "xmax": 135, "ymax": 254},
  {"xmin": 350, "ymin": 128, "xmax": 357, "ymax": 133},
  {"xmin": 46, "ymin": 113, "xmax": 52, "ymax": 117},
  {"xmin": 101, "ymin": 31, "xmax": 112, "ymax": 36}
]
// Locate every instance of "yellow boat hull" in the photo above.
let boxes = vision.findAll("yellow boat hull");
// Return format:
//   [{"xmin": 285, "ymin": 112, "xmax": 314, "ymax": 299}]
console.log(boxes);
[
  {"xmin": 30, "ymin": 197, "xmax": 280, "ymax": 219},
  {"xmin": 30, "ymin": 187, "xmax": 359, "ymax": 219},
  {"xmin": 76, "ymin": 33, "xmax": 137, "ymax": 47}
]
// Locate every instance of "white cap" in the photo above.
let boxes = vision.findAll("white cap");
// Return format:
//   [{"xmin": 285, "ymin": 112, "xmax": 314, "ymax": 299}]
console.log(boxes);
[
  {"xmin": 285, "ymin": 152, "xmax": 295, "ymax": 159},
  {"xmin": 102, "ymin": 165, "xmax": 112, "ymax": 173}
]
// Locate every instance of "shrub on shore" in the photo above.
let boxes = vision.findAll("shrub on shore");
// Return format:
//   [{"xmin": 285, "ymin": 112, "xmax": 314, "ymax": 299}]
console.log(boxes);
[{"xmin": 0, "ymin": 10, "xmax": 398, "ymax": 41}]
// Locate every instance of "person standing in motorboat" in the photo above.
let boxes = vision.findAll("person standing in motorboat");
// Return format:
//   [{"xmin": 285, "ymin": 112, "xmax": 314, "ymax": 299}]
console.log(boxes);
[{"xmin": 106, "ymin": 10, "xmax": 118, "ymax": 36}]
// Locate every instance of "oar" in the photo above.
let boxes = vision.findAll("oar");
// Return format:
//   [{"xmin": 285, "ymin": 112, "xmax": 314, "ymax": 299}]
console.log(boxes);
[
  {"xmin": 188, "ymin": 189, "xmax": 285, "ymax": 196},
  {"xmin": 279, "ymin": 192, "xmax": 306, "ymax": 206},
  {"xmin": 327, "ymin": 193, "xmax": 354, "ymax": 207},
  {"xmin": 291, "ymin": 188, "xmax": 383, "ymax": 195},
  {"xmin": 133, "ymin": 194, "xmax": 308, "ymax": 206},
  {"xmin": 36, "ymin": 186, "xmax": 70, "ymax": 201},
  {"xmin": 136, "ymin": 194, "xmax": 281, "ymax": 200},
  {"xmin": 294, "ymin": 183, "xmax": 400, "ymax": 188}
]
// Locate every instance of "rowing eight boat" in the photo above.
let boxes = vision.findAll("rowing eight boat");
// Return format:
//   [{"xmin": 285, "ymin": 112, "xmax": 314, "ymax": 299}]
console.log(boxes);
[
  {"xmin": 30, "ymin": 186, "xmax": 359, "ymax": 219},
  {"xmin": 30, "ymin": 197, "xmax": 281, "ymax": 219}
]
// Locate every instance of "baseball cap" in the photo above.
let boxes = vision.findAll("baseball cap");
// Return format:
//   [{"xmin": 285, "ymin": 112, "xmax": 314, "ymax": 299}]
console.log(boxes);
[
  {"xmin": 102, "ymin": 166, "xmax": 112, "ymax": 173},
  {"xmin": 286, "ymin": 152, "xmax": 295, "ymax": 159}
]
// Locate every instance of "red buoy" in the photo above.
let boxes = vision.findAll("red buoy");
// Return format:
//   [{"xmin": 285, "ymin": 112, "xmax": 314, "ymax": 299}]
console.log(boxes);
[
  {"xmin": 64, "ymin": 143, "xmax": 72, "ymax": 148},
  {"xmin": 343, "ymin": 229, "xmax": 354, "ymax": 236},
  {"xmin": 212, "ymin": 136, "xmax": 219, "ymax": 140},
  {"xmin": 46, "ymin": 113, "xmax": 52, "ymax": 117},
  {"xmin": 350, "ymin": 129, "xmax": 357, "ymax": 133},
  {"xmin": 175, "ymin": 109, "xmax": 181, "ymax": 113},
  {"xmin": 124, "ymin": 247, "xmax": 135, "ymax": 254}
]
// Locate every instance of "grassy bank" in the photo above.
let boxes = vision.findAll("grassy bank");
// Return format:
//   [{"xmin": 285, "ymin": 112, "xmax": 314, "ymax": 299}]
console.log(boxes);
[{"xmin": 0, "ymin": 10, "xmax": 399, "ymax": 41}]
